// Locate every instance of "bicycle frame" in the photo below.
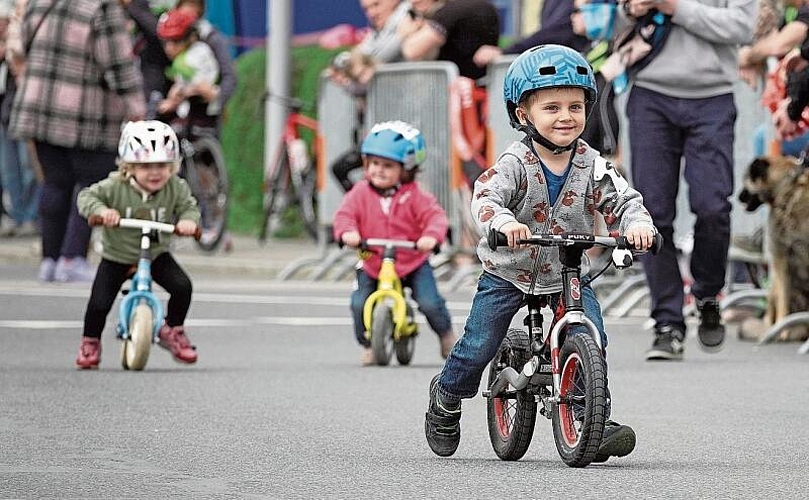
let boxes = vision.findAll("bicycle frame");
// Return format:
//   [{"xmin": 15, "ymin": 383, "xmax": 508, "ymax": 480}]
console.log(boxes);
[{"xmin": 361, "ymin": 239, "xmax": 418, "ymax": 340}]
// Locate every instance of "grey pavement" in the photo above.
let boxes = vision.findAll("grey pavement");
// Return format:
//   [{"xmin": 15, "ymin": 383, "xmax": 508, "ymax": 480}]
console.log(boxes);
[{"xmin": 0, "ymin": 231, "xmax": 332, "ymax": 280}]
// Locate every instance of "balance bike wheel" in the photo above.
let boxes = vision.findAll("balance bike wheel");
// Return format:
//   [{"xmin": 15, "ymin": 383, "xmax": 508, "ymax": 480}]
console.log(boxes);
[
  {"xmin": 551, "ymin": 332, "xmax": 607, "ymax": 467},
  {"xmin": 121, "ymin": 304, "xmax": 153, "ymax": 371},
  {"xmin": 370, "ymin": 303, "xmax": 394, "ymax": 366},
  {"xmin": 394, "ymin": 305, "xmax": 417, "ymax": 366},
  {"xmin": 486, "ymin": 328, "xmax": 537, "ymax": 461}
]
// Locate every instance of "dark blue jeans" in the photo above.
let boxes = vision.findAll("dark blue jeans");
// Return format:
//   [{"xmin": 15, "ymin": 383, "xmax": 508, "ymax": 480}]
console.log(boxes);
[
  {"xmin": 350, "ymin": 261, "xmax": 453, "ymax": 347},
  {"xmin": 626, "ymin": 87, "xmax": 735, "ymax": 330},
  {"xmin": 437, "ymin": 272, "xmax": 606, "ymax": 401}
]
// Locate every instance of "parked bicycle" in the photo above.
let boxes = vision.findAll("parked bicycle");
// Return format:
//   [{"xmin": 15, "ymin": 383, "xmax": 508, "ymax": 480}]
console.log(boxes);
[
  {"xmin": 259, "ymin": 93, "xmax": 319, "ymax": 243},
  {"xmin": 356, "ymin": 238, "xmax": 429, "ymax": 366},
  {"xmin": 484, "ymin": 229, "xmax": 661, "ymax": 467},
  {"xmin": 148, "ymin": 91, "xmax": 229, "ymax": 252},
  {"xmin": 89, "ymin": 216, "xmax": 199, "ymax": 371}
]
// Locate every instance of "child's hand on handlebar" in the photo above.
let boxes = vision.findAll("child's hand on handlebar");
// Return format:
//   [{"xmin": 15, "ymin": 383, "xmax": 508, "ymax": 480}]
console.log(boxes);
[
  {"xmin": 99, "ymin": 208, "xmax": 121, "ymax": 227},
  {"xmin": 625, "ymin": 226, "xmax": 656, "ymax": 251},
  {"xmin": 175, "ymin": 220, "xmax": 198, "ymax": 237},
  {"xmin": 498, "ymin": 221, "xmax": 531, "ymax": 249},
  {"xmin": 341, "ymin": 231, "xmax": 362, "ymax": 248},
  {"xmin": 416, "ymin": 235, "xmax": 438, "ymax": 253}
]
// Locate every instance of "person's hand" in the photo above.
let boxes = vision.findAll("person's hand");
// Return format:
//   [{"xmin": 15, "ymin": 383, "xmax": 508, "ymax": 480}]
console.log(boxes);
[
  {"xmin": 625, "ymin": 226, "xmax": 655, "ymax": 251},
  {"xmin": 341, "ymin": 231, "xmax": 361, "ymax": 248},
  {"xmin": 175, "ymin": 220, "xmax": 198, "ymax": 236},
  {"xmin": 397, "ymin": 13, "xmax": 424, "ymax": 40},
  {"xmin": 498, "ymin": 221, "xmax": 531, "ymax": 249},
  {"xmin": 100, "ymin": 208, "xmax": 121, "ymax": 227},
  {"xmin": 416, "ymin": 235, "xmax": 438, "ymax": 253},
  {"xmin": 773, "ymin": 98, "xmax": 800, "ymax": 140},
  {"xmin": 157, "ymin": 97, "xmax": 179, "ymax": 114},
  {"xmin": 187, "ymin": 81, "xmax": 220, "ymax": 103},
  {"xmin": 473, "ymin": 45, "xmax": 502, "ymax": 67},
  {"xmin": 738, "ymin": 65, "xmax": 762, "ymax": 90}
]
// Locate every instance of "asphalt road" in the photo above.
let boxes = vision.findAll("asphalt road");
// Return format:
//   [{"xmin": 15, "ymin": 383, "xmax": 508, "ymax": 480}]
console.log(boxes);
[{"xmin": 1, "ymin": 261, "xmax": 808, "ymax": 499}]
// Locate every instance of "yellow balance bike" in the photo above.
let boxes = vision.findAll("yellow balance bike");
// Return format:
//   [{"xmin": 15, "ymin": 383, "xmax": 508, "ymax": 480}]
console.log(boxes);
[{"xmin": 360, "ymin": 238, "xmax": 426, "ymax": 366}]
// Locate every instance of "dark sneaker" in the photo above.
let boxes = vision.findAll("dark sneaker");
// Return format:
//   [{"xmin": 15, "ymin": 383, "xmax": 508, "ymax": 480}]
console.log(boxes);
[
  {"xmin": 697, "ymin": 298, "xmax": 725, "ymax": 352},
  {"xmin": 645, "ymin": 325, "xmax": 684, "ymax": 361},
  {"xmin": 424, "ymin": 374, "xmax": 461, "ymax": 457},
  {"xmin": 158, "ymin": 323, "xmax": 198, "ymax": 364},
  {"xmin": 75, "ymin": 336, "xmax": 101, "ymax": 370},
  {"xmin": 593, "ymin": 420, "xmax": 636, "ymax": 463}
]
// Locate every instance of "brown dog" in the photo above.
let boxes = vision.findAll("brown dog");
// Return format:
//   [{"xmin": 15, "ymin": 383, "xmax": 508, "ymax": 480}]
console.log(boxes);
[{"xmin": 738, "ymin": 156, "xmax": 809, "ymax": 341}]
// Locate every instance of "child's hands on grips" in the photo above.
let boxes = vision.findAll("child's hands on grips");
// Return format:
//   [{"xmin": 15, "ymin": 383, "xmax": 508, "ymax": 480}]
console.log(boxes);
[
  {"xmin": 99, "ymin": 208, "xmax": 121, "ymax": 227},
  {"xmin": 416, "ymin": 235, "xmax": 438, "ymax": 253},
  {"xmin": 175, "ymin": 220, "xmax": 198, "ymax": 237},
  {"xmin": 624, "ymin": 226, "xmax": 656, "ymax": 251},
  {"xmin": 341, "ymin": 231, "xmax": 362, "ymax": 248},
  {"xmin": 498, "ymin": 221, "xmax": 532, "ymax": 249}
]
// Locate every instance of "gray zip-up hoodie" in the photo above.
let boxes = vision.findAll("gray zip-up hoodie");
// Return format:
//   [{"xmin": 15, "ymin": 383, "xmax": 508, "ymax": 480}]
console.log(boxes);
[
  {"xmin": 472, "ymin": 138, "xmax": 655, "ymax": 294},
  {"xmin": 628, "ymin": 0, "xmax": 757, "ymax": 98}
]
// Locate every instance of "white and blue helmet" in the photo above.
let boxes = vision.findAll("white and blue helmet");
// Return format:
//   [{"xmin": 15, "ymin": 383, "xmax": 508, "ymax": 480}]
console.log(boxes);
[{"xmin": 360, "ymin": 121, "xmax": 427, "ymax": 171}]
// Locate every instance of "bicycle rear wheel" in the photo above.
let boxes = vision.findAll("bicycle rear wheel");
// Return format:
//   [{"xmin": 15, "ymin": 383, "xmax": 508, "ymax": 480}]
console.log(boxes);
[
  {"xmin": 186, "ymin": 137, "xmax": 229, "ymax": 252},
  {"xmin": 292, "ymin": 165, "xmax": 318, "ymax": 241},
  {"xmin": 486, "ymin": 328, "xmax": 537, "ymax": 461},
  {"xmin": 551, "ymin": 331, "xmax": 607, "ymax": 467}
]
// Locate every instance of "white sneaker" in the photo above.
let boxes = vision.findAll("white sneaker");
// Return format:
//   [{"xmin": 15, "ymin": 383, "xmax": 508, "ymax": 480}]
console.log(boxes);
[
  {"xmin": 54, "ymin": 257, "xmax": 96, "ymax": 283},
  {"xmin": 38, "ymin": 258, "xmax": 57, "ymax": 282}
]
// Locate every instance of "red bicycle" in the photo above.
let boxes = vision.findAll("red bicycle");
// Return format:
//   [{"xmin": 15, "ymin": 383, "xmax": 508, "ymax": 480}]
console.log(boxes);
[{"xmin": 259, "ymin": 93, "xmax": 320, "ymax": 243}]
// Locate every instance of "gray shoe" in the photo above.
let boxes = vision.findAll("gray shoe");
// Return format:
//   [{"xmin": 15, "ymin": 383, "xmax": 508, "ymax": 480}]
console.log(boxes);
[
  {"xmin": 593, "ymin": 420, "xmax": 636, "ymax": 463},
  {"xmin": 38, "ymin": 258, "xmax": 57, "ymax": 282},
  {"xmin": 54, "ymin": 257, "xmax": 96, "ymax": 283},
  {"xmin": 425, "ymin": 374, "xmax": 461, "ymax": 457},
  {"xmin": 645, "ymin": 325, "xmax": 684, "ymax": 361}
]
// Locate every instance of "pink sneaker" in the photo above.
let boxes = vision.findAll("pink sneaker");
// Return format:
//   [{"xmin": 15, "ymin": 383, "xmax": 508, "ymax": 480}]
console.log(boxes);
[
  {"xmin": 75, "ymin": 336, "xmax": 101, "ymax": 369},
  {"xmin": 158, "ymin": 323, "xmax": 197, "ymax": 364}
]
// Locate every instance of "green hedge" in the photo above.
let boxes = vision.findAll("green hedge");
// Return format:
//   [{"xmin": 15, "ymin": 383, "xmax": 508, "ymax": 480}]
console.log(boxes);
[{"xmin": 220, "ymin": 44, "xmax": 344, "ymax": 237}]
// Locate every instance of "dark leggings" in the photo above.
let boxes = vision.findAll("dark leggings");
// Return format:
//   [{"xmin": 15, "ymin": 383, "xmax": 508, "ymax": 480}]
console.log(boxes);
[{"xmin": 82, "ymin": 253, "xmax": 193, "ymax": 338}]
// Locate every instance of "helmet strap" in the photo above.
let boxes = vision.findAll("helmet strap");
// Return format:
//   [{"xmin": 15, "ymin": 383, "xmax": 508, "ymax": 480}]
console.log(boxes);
[{"xmin": 516, "ymin": 119, "xmax": 576, "ymax": 155}]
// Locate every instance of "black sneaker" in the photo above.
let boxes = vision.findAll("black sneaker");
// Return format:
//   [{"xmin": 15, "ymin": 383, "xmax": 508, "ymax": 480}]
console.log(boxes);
[
  {"xmin": 593, "ymin": 420, "xmax": 636, "ymax": 463},
  {"xmin": 697, "ymin": 298, "xmax": 725, "ymax": 352},
  {"xmin": 645, "ymin": 325, "xmax": 685, "ymax": 361},
  {"xmin": 424, "ymin": 374, "xmax": 461, "ymax": 457}
]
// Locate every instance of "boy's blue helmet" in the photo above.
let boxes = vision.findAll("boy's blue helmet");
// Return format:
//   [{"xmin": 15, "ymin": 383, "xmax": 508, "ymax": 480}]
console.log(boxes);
[
  {"xmin": 503, "ymin": 44, "xmax": 597, "ymax": 131},
  {"xmin": 360, "ymin": 121, "xmax": 427, "ymax": 171}
]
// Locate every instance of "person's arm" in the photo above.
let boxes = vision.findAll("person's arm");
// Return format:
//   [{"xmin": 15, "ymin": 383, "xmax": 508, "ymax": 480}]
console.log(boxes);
[
  {"xmin": 739, "ymin": 21, "xmax": 809, "ymax": 67},
  {"xmin": 400, "ymin": 19, "xmax": 443, "ymax": 61},
  {"xmin": 665, "ymin": 0, "xmax": 757, "ymax": 45},
  {"xmin": 204, "ymin": 29, "xmax": 237, "ymax": 107},
  {"xmin": 93, "ymin": 2, "xmax": 145, "ymax": 121},
  {"xmin": 5, "ymin": 0, "xmax": 26, "ymax": 78}
]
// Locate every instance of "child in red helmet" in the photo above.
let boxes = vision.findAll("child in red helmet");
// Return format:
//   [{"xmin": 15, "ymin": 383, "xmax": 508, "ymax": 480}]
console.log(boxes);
[{"xmin": 156, "ymin": 8, "xmax": 220, "ymax": 128}]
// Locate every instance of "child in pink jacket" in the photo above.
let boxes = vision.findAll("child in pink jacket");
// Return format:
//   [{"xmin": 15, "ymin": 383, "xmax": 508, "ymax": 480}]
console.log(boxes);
[{"xmin": 332, "ymin": 121, "xmax": 458, "ymax": 365}]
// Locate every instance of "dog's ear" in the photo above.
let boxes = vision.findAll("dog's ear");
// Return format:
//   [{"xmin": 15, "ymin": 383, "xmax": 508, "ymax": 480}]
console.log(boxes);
[{"xmin": 749, "ymin": 157, "xmax": 771, "ymax": 182}]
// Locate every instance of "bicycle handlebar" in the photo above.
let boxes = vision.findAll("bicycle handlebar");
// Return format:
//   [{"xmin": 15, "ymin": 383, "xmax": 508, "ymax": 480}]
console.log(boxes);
[
  {"xmin": 358, "ymin": 238, "xmax": 441, "ymax": 255},
  {"xmin": 88, "ymin": 215, "xmax": 202, "ymax": 240},
  {"xmin": 487, "ymin": 228, "xmax": 663, "ymax": 255}
]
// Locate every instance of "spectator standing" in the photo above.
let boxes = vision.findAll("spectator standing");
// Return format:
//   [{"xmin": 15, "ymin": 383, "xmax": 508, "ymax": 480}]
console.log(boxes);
[
  {"xmin": 399, "ymin": 0, "xmax": 500, "ymax": 81},
  {"xmin": 0, "ymin": 0, "xmax": 38, "ymax": 238},
  {"xmin": 621, "ymin": 0, "xmax": 757, "ymax": 361},
  {"xmin": 9, "ymin": 0, "xmax": 145, "ymax": 282},
  {"xmin": 120, "ymin": 0, "xmax": 174, "ymax": 101},
  {"xmin": 327, "ymin": 0, "xmax": 412, "ymax": 192}
]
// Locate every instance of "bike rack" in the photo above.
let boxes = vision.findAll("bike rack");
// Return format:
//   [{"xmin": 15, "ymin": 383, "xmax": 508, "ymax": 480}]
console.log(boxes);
[
  {"xmin": 599, "ymin": 274, "xmax": 648, "ymax": 317},
  {"xmin": 755, "ymin": 312, "xmax": 809, "ymax": 354}
]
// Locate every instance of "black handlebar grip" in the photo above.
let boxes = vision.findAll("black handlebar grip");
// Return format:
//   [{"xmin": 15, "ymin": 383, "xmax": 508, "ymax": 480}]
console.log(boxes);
[
  {"xmin": 487, "ymin": 228, "xmax": 507, "ymax": 251},
  {"xmin": 651, "ymin": 233, "xmax": 663, "ymax": 255}
]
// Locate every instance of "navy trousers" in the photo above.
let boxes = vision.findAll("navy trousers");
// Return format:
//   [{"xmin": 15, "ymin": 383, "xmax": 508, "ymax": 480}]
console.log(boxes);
[{"xmin": 626, "ymin": 86, "xmax": 735, "ymax": 330}]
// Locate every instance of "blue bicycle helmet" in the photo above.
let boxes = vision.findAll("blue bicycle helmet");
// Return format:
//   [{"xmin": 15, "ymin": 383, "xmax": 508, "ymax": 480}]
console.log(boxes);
[
  {"xmin": 360, "ymin": 121, "xmax": 427, "ymax": 171},
  {"xmin": 504, "ymin": 44, "xmax": 597, "ymax": 153}
]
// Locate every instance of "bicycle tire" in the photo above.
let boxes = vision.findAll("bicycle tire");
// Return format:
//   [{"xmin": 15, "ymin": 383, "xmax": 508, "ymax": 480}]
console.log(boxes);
[
  {"xmin": 551, "ymin": 331, "xmax": 607, "ymax": 467},
  {"xmin": 370, "ymin": 303, "xmax": 394, "ymax": 366},
  {"xmin": 122, "ymin": 303, "xmax": 153, "ymax": 371},
  {"xmin": 186, "ymin": 137, "xmax": 229, "ymax": 252},
  {"xmin": 394, "ymin": 303, "xmax": 417, "ymax": 366},
  {"xmin": 486, "ymin": 328, "xmax": 537, "ymax": 461},
  {"xmin": 259, "ymin": 148, "xmax": 290, "ymax": 244}
]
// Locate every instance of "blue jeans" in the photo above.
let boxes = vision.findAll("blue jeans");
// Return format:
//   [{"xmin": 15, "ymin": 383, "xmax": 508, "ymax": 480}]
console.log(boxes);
[
  {"xmin": 0, "ymin": 127, "xmax": 38, "ymax": 224},
  {"xmin": 437, "ymin": 272, "xmax": 606, "ymax": 401},
  {"xmin": 350, "ymin": 261, "xmax": 453, "ymax": 347}
]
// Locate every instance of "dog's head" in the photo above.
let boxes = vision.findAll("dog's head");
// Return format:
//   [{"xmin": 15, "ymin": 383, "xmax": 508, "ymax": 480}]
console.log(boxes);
[{"xmin": 738, "ymin": 156, "xmax": 801, "ymax": 211}]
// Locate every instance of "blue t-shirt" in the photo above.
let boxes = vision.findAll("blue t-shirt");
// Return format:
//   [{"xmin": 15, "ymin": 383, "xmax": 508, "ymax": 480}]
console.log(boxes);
[{"xmin": 540, "ymin": 160, "xmax": 571, "ymax": 206}]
